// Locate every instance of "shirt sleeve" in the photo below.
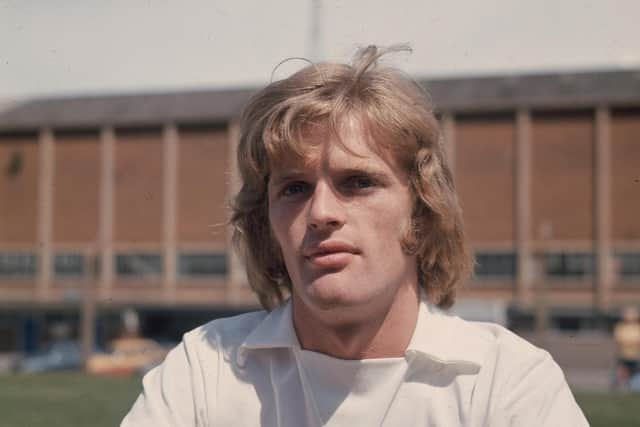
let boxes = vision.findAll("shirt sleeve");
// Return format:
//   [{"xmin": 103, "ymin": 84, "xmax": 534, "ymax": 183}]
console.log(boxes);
[
  {"xmin": 120, "ymin": 342, "xmax": 197, "ymax": 427},
  {"xmin": 492, "ymin": 350, "xmax": 589, "ymax": 427}
]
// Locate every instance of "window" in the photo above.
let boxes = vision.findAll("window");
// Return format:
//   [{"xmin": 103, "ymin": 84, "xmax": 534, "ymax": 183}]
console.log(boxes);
[
  {"xmin": 54, "ymin": 252, "xmax": 84, "ymax": 277},
  {"xmin": 0, "ymin": 252, "xmax": 37, "ymax": 278},
  {"xmin": 178, "ymin": 252, "xmax": 227, "ymax": 277},
  {"xmin": 116, "ymin": 253, "xmax": 162, "ymax": 278},
  {"xmin": 617, "ymin": 252, "xmax": 640, "ymax": 278},
  {"xmin": 474, "ymin": 252, "xmax": 516, "ymax": 279},
  {"xmin": 545, "ymin": 252, "xmax": 594, "ymax": 278}
]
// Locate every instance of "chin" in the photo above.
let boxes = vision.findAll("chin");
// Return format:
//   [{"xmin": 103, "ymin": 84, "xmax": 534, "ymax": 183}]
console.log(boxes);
[{"xmin": 303, "ymin": 275, "xmax": 369, "ymax": 310}]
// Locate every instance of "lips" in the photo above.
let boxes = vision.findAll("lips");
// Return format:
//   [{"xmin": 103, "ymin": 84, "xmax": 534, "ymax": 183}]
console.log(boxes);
[{"xmin": 303, "ymin": 241, "xmax": 360, "ymax": 269}]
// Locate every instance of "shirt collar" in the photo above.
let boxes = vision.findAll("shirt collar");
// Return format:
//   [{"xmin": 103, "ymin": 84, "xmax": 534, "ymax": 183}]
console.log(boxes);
[
  {"xmin": 240, "ymin": 301, "xmax": 299, "ymax": 352},
  {"xmin": 238, "ymin": 294, "xmax": 492, "ymax": 368},
  {"xmin": 405, "ymin": 297, "xmax": 492, "ymax": 368}
]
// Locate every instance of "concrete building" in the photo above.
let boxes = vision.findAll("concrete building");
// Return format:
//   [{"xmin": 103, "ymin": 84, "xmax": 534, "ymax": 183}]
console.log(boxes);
[{"xmin": 1, "ymin": 69, "xmax": 639, "ymax": 351}]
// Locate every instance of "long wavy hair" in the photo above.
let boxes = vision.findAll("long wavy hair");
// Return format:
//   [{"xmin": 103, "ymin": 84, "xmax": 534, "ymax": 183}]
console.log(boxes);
[{"xmin": 231, "ymin": 45, "xmax": 472, "ymax": 310}]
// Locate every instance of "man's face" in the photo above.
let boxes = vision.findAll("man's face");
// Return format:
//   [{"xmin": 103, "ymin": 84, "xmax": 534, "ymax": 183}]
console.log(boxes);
[{"xmin": 267, "ymin": 121, "xmax": 418, "ymax": 321}]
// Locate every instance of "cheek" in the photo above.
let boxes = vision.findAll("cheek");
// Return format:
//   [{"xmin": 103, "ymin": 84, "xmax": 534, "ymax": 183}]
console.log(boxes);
[
  {"xmin": 370, "ymin": 198, "xmax": 413, "ymax": 237},
  {"xmin": 269, "ymin": 204, "xmax": 304, "ymax": 249}
]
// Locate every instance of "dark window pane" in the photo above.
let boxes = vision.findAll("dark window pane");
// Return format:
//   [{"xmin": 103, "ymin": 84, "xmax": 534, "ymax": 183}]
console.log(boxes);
[
  {"xmin": 116, "ymin": 253, "xmax": 162, "ymax": 277},
  {"xmin": 0, "ymin": 252, "xmax": 37, "ymax": 278},
  {"xmin": 618, "ymin": 252, "xmax": 640, "ymax": 277},
  {"xmin": 474, "ymin": 252, "xmax": 516, "ymax": 279},
  {"xmin": 545, "ymin": 252, "xmax": 594, "ymax": 278},
  {"xmin": 54, "ymin": 253, "xmax": 84, "ymax": 277},
  {"xmin": 178, "ymin": 252, "xmax": 227, "ymax": 277}
]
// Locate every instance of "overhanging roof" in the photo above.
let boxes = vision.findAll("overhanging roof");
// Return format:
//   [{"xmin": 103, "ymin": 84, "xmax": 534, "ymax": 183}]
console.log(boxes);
[
  {"xmin": 425, "ymin": 69, "xmax": 640, "ymax": 112},
  {"xmin": 0, "ymin": 88, "xmax": 255, "ymax": 132},
  {"xmin": 1, "ymin": 69, "xmax": 639, "ymax": 132}
]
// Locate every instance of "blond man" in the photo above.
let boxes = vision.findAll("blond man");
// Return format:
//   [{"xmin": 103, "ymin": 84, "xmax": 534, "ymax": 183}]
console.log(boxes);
[{"xmin": 122, "ymin": 46, "xmax": 587, "ymax": 427}]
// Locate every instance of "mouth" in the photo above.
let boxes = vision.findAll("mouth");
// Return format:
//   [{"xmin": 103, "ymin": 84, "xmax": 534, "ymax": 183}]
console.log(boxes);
[{"xmin": 303, "ymin": 241, "xmax": 360, "ymax": 269}]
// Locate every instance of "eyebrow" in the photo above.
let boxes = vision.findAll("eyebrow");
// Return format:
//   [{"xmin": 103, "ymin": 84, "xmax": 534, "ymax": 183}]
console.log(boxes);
[
  {"xmin": 333, "ymin": 167, "xmax": 390, "ymax": 180},
  {"xmin": 268, "ymin": 170, "xmax": 309, "ymax": 187},
  {"xmin": 269, "ymin": 166, "xmax": 392, "ymax": 187}
]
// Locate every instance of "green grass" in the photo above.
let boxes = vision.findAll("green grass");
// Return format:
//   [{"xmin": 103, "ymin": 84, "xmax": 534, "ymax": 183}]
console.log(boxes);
[
  {"xmin": 0, "ymin": 372, "xmax": 141, "ymax": 427},
  {"xmin": 575, "ymin": 391, "xmax": 640, "ymax": 427},
  {"xmin": 1, "ymin": 373, "xmax": 639, "ymax": 426}
]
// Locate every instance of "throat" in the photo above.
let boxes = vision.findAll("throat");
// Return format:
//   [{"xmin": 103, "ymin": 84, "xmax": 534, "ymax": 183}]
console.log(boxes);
[
  {"xmin": 292, "ymin": 285, "xmax": 420, "ymax": 360},
  {"xmin": 304, "ymin": 322, "xmax": 402, "ymax": 360}
]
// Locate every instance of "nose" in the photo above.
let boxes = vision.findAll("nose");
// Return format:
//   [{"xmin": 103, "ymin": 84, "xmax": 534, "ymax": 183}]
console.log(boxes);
[{"xmin": 307, "ymin": 181, "xmax": 345, "ymax": 231}]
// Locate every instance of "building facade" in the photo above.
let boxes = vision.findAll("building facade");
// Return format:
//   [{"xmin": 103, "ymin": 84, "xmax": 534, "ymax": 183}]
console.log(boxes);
[{"xmin": 1, "ymin": 70, "xmax": 639, "ymax": 351}]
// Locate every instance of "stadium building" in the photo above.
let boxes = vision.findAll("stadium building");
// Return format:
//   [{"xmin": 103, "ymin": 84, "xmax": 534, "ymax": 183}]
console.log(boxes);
[{"xmin": 1, "ymin": 69, "xmax": 639, "ymax": 352}]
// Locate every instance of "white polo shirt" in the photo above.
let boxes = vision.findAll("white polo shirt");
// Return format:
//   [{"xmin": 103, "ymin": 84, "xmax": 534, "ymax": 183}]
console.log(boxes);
[{"xmin": 121, "ymin": 299, "xmax": 588, "ymax": 426}]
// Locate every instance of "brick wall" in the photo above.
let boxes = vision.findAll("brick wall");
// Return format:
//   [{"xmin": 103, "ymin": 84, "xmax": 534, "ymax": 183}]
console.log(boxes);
[
  {"xmin": 1, "ymin": 105, "xmax": 639, "ymax": 307},
  {"xmin": 177, "ymin": 127, "xmax": 228, "ymax": 244},
  {"xmin": 114, "ymin": 129, "xmax": 164, "ymax": 243},
  {"xmin": 531, "ymin": 112, "xmax": 594, "ymax": 243},
  {"xmin": 53, "ymin": 132, "xmax": 100, "ymax": 243},
  {"xmin": 456, "ymin": 115, "xmax": 515, "ymax": 244},
  {"xmin": 611, "ymin": 110, "xmax": 640, "ymax": 241},
  {"xmin": 0, "ymin": 135, "xmax": 39, "ymax": 244}
]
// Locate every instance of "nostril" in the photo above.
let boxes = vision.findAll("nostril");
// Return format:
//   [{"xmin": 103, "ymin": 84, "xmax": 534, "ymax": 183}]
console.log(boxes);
[{"xmin": 308, "ymin": 219, "xmax": 342, "ymax": 231}]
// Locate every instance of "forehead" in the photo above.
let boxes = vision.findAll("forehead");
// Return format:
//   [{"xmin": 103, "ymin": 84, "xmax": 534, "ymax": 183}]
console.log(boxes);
[{"xmin": 269, "ymin": 119, "xmax": 399, "ymax": 172}]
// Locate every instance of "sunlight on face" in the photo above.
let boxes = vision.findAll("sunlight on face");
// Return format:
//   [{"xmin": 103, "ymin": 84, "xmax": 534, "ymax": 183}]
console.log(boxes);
[{"xmin": 267, "ymin": 120, "xmax": 418, "ymax": 323}]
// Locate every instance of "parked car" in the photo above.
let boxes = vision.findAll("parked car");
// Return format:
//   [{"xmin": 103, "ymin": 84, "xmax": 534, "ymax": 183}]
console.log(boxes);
[
  {"xmin": 19, "ymin": 340, "xmax": 82, "ymax": 373},
  {"xmin": 87, "ymin": 337, "xmax": 169, "ymax": 376}
]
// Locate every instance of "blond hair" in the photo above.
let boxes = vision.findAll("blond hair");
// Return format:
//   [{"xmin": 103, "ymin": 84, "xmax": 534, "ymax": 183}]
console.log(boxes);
[{"xmin": 231, "ymin": 45, "xmax": 472, "ymax": 310}]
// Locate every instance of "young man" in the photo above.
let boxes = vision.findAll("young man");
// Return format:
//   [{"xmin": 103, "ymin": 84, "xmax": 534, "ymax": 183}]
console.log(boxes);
[{"xmin": 122, "ymin": 46, "xmax": 588, "ymax": 426}]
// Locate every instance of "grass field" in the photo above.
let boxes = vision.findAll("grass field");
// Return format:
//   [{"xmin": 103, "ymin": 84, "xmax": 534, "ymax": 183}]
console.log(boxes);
[
  {"xmin": 575, "ymin": 392, "xmax": 640, "ymax": 427},
  {"xmin": 1, "ymin": 372, "xmax": 639, "ymax": 426},
  {"xmin": 0, "ymin": 373, "xmax": 140, "ymax": 427}
]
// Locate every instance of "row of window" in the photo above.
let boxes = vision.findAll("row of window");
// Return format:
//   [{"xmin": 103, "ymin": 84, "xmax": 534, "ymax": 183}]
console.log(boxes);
[
  {"xmin": 0, "ymin": 252, "xmax": 227, "ymax": 279},
  {"xmin": 1, "ymin": 251, "xmax": 640, "ymax": 281},
  {"xmin": 474, "ymin": 251, "xmax": 640, "ymax": 280}
]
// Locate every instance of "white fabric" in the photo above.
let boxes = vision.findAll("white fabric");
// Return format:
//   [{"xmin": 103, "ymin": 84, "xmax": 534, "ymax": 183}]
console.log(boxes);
[
  {"xmin": 296, "ymin": 351, "xmax": 407, "ymax": 425},
  {"xmin": 121, "ymin": 299, "xmax": 588, "ymax": 427}
]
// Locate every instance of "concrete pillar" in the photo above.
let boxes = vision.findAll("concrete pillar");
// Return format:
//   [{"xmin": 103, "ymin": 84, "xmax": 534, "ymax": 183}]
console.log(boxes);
[
  {"xmin": 81, "ymin": 248, "xmax": 97, "ymax": 369},
  {"xmin": 163, "ymin": 123, "xmax": 178, "ymax": 302},
  {"xmin": 37, "ymin": 128, "xmax": 54, "ymax": 300},
  {"xmin": 442, "ymin": 113, "xmax": 456, "ymax": 180},
  {"xmin": 515, "ymin": 109, "xmax": 533, "ymax": 308},
  {"xmin": 98, "ymin": 127, "xmax": 115, "ymax": 300},
  {"xmin": 595, "ymin": 106, "xmax": 612, "ymax": 311}
]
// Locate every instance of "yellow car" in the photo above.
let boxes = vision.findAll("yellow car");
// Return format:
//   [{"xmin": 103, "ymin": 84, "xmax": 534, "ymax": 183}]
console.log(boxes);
[{"xmin": 87, "ymin": 337, "xmax": 169, "ymax": 376}]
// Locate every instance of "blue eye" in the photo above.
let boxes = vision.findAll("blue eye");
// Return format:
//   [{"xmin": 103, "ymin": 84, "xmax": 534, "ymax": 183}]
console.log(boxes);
[
  {"xmin": 355, "ymin": 178, "xmax": 373, "ymax": 188},
  {"xmin": 347, "ymin": 176, "xmax": 375, "ymax": 189},
  {"xmin": 282, "ymin": 182, "xmax": 309, "ymax": 196}
]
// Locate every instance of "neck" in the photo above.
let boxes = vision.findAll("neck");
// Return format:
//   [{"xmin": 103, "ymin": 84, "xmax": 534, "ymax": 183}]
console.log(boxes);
[{"xmin": 292, "ymin": 283, "xmax": 421, "ymax": 360}]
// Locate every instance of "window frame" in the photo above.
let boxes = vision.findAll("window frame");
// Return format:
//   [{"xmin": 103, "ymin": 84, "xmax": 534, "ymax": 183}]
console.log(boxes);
[
  {"xmin": 0, "ymin": 251, "xmax": 38, "ymax": 279},
  {"xmin": 544, "ymin": 251, "xmax": 595, "ymax": 280},
  {"xmin": 473, "ymin": 250, "xmax": 517, "ymax": 281},
  {"xmin": 177, "ymin": 251, "xmax": 228, "ymax": 279},
  {"xmin": 115, "ymin": 252, "xmax": 163, "ymax": 279}
]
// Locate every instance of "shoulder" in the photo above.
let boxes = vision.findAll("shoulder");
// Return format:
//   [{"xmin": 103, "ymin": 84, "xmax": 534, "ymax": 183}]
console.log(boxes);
[
  {"xmin": 458, "ymin": 321, "xmax": 588, "ymax": 426},
  {"xmin": 457, "ymin": 319, "xmax": 555, "ymax": 385},
  {"xmin": 184, "ymin": 309, "xmax": 268, "ymax": 348},
  {"xmin": 179, "ymin": 309, "xmax": 269, "ymax": 366},
  {"xmin": 413, "ymin": 303, "xmax": 544, "ymax": 369},
  {"xmin": 471, "ymin": 321, "xmax": 548, "ymax": 361},
  {"xmin": 120, "ymin": 309, "xmax": 270, "ymax": 426}
]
